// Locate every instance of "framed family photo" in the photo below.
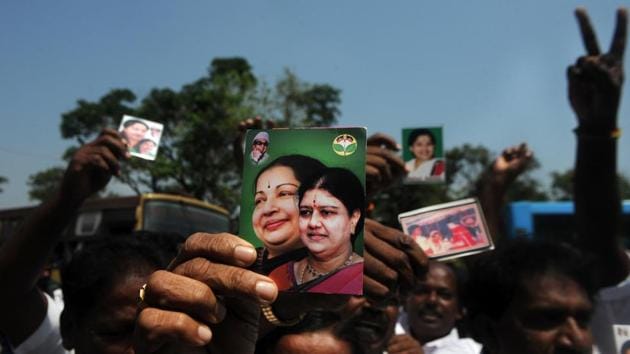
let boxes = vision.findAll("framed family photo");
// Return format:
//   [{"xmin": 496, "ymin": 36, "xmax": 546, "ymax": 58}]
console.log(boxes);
[
  {"xmin": 118, "ymin": 115, "xmax": 163, "ymax": 161},
  {"xmin": 240, "ymin": 127, "xmax": 366, "ymax": 295},
  {"xmin": 402, "ymin": 126, "xmax": 446, "ymax": 184},
  {"xmin": 398, "ymin": 198, "xmax": 493, "ymax": 260}
]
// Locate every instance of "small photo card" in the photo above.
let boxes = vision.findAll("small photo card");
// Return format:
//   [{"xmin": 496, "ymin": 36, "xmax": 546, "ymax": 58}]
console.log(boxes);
[
  {"xmin": 402, "ymin": 127, "xmax": 446, "ymax": 184},
  {"xmin": 398, "ymin": 198, "xmax": 493, "ymax": 260},
  {"xmin": 614, "ymin": 325, "xmax": 630, "ymax": 354},
  {"xmin": 240, "ymin": 127, "xmax": 366, "ymax": 295},
  {"xmin": 118, "ymin": 115, "xmax": 163, "ymax": 160}
]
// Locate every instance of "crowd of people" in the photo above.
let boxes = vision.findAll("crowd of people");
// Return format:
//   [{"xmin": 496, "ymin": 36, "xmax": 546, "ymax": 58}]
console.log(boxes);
[{"xmin": 0, "ymin": 7, "xmax": 628, "ymax": 354}]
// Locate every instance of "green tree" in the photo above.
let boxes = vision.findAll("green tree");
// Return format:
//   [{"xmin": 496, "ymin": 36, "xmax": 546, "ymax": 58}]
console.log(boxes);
[
  {"xmin": 259, "ymin": 68, "xmax": 342, "ymax": 128},
  {"xmin": 27, "ymin": 168, "xmax": 65, "ymax": 202},
  {"xmin": 550, "ymin": 169, "xmax": 630, "ymax": 200},
  {"xmin": 550, "ymin": 170, "xmax": 574, "ymax": 200},
  {"xmin": 32, "ymin": 58, "xmax": 342, "ymax": 210}
]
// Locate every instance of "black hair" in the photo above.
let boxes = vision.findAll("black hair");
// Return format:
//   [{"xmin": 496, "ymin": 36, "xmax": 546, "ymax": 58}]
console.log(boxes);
[
  {"xmin": 298, "ymin": 167, "xmax": 365, "ymax": 244},
  {"xmin": 466, "ymin": 238, "xmax": 596, "ymax": 323},
  {"xmin": 407, "ymin": 128, "xmax": 436, "ymax": 147},
  {"xmin": 254, "ymin": 155, "xmax": 326, "ymax": 193},
  {"xmin": 407, "ymin": 224, "xmax": 421, "ymax": 235},
  {"xmin": 257, "ymin": 310, "xmax": 345, "ymax": 354},
  {"xmin": 61, "ymin": 235, "xmax": 168, "ymax": 321},
  {"xmin": 123, "ymin": 119, "xmax": 149, "ymax": 130}
]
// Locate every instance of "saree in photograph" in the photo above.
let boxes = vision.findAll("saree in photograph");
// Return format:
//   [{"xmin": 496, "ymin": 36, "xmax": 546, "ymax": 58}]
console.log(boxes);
[{"xmin": 269, "ymin": 260, "xmax": 363, "ymax": 295}]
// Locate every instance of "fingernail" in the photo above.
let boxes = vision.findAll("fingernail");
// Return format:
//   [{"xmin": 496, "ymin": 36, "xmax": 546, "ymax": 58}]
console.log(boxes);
[
  {"xmin": 255, "ymin": 281, "xmax": 277, "ymax": 303},
  {"xmin": 197, "ymin": 325, "xmax": 212, "ymax": 344},
  {"xmin": 234, "ymin": 245, "xmax": 257, "ymax": 264}
]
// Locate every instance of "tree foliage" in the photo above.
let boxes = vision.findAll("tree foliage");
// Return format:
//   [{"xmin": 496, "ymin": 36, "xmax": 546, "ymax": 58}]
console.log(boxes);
[
  {"xmin": 551, "ymin": 169, "xmax": 630, "ymax": 200},
  {"xmin": 27, "ymin": 167, "xmax": 65, "ymax": 202},
  {"xmin": 29, "ymin": 58, "xmax": 342, "ymax": 210}
]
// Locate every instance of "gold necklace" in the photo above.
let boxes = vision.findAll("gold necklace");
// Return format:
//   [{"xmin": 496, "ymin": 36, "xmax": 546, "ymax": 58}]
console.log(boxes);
[{"xmin": 299, "ymin": 252, "xmax": 354, "ymax": 285}]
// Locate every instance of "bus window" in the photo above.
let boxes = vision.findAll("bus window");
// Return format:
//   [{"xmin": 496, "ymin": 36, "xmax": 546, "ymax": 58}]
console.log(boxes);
[{"xmin": 141, "ymin": 199, "xmax": 230, "ymax": 237}]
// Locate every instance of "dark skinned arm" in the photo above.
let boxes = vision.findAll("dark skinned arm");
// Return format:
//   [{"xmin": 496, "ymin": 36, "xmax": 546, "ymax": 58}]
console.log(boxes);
[
  {"xmin": 569, "ymin": 8, "xmax": 629, "ymax": 287},
  {"xmin": 0, "ymin": 129, "xmax": 127, "ymax": 345},
  {"xmin": 475, "ymin": 143, "xmax": 533, "ymax": 243}
]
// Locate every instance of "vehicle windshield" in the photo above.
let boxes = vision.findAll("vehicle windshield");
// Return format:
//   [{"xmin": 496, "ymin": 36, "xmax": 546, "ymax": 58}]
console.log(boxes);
[{"xmin": 142, "ymin": 200, "xmax": 230, "ymax": 236}]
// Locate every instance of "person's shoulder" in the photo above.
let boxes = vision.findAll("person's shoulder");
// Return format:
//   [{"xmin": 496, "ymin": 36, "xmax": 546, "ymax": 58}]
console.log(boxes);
[{"xmin": 13, "ymin": 293, "xmax": 67, "ymax": 354}]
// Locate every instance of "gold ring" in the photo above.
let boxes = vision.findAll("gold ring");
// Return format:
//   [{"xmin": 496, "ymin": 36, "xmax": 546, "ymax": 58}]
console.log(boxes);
[{"xmin": 138, "ymin": 283, "xmax": 147, "ymax": 302}]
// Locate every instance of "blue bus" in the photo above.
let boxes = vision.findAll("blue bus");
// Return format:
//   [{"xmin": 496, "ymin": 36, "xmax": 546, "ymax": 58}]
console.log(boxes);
[{"xmin": 505, "ymin": 200, "xmax": 630, "ymax": 244}]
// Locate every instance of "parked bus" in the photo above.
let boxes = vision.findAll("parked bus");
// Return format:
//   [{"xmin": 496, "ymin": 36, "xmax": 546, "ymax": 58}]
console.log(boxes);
[
  {"xmin": 505, "ymin": 200, "xmax": 630, "ymax": 244},
  {"xmin": 0, "ymin": 193, "xmax": 230, "ymax": 247}
]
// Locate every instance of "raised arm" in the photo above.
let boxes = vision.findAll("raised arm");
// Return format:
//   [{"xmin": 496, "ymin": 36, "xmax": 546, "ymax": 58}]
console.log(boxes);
[
  {"xmin": 0, "ymin": 129, "xmax": 127, "ymax": 345},
  {"xmin": 568, "ymin": 8, "xmax": 629, "ymax": 287},
  {"xmin": 476, "ymin": 143, "xmax": 533, "ymax": 243},
  {"xmin": 366, "ymin": 133, "xmax": 407, "ymax": 198}
]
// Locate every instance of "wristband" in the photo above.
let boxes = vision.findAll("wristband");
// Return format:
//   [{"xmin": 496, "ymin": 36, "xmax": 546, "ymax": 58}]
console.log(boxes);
[
  {"xmin": 573, "ymin": 127, "xmax": 621, "ymax": 139},
  {"xmin": 260, "ymin": 304, "xmax": 304, "ymax": 326}
]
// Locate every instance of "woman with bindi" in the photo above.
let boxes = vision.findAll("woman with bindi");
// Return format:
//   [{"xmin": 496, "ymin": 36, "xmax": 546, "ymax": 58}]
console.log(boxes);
[{"xmin": 269, "ymin": 167, "xmax": 365, "ymax": 294}]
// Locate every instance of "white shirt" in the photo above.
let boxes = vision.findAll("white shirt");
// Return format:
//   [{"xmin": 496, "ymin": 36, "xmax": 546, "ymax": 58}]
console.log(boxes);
[
  {"xmin": 591, "ymin": 271, "xmax": 630, "ymax": 354},
  {"xmin": 13, "ymin": 292, "xmax": 70, "ymax": 354},
  {"xmin": 405, "ymin": 158, "xmax": 445, "ymax": 182},
  {"xmin": 394, "ymin": 309, "xmax": 481, "ymax": 354}
]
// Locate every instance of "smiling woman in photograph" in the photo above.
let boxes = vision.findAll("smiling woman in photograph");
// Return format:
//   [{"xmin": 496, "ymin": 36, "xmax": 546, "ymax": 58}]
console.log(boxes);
[
  {"xmin": 252, "ymin": 155, "xmax": 326, "ymax": 273},
  {"xmin": 405, "ymin": 128, "xmax": 445, "ymax": 181},
  {"xmin": 119, "ymin": 119, "xmax": 149, "ymax": 149},
  {"xmin": 269, "ymin": 167, "xmax": 365, "ymax": 294}
]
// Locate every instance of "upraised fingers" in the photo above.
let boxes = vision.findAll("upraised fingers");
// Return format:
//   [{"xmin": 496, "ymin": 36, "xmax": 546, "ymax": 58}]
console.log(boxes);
[
  {"xmin": 366, "ymin": 152, "xmax": 392, "ymax": 182},
  {"xmin": 144, "ymin": 270, "xmax": 225, "ymax": 324},
  {"xmin": 367, "ymin": 146, "xmax": 406, "ymax": 175},
  {"xmin": 134, "ymin": 307, "xmax": 213, "ymax": 353},
  {"xmin": 365, "ymin": 219, "xmax": 427, "ymax": 278},
  {"xmin": 97, "ymin": 131, "xmax": 129, "ymax": 159},
  {"xmin": 363, "ymin": 274, "xmax": 392, "ymax": 301},
  {"xmin": 363, "ymin": 251, "xmax": 399, "ymax": 290},
  {"xmin": 609, "ymin": 8, "xmax": 628, "ymax": 59},
  {"xmin": 367, "ymin": 133, "xmax": 400, "ymax": 151},
  {"xmin": 173, "ymin": 257, "xmax": 278, "ymax": 304},
  {"xmin": 169, "ymin": 232, "xmax": 258, "ymax": 270},
  {"xmin": 575, "ymin": 8, "xmax": 601, "ymax": 56}
]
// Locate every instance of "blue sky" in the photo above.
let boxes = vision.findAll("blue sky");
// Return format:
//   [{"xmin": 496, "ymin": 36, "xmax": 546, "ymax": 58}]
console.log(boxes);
[{"xmin": 1, "ymin": 1, "xmax": 629, "ymax": 208}]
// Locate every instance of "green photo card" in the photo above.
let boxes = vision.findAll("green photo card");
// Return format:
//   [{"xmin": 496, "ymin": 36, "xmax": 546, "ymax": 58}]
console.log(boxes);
[
  {"xmin": 240, "ymin": 127, "xmax": 366, "ymax": 295},
  {"xmin": 402, "ymin": 126, "xmax": 446, "ymax": 184}
]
